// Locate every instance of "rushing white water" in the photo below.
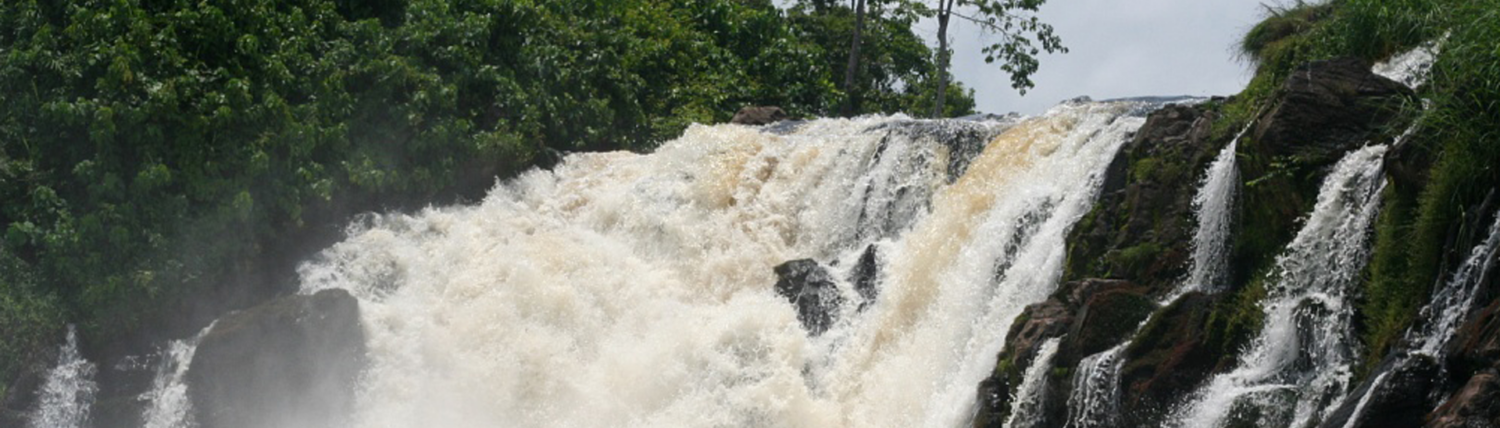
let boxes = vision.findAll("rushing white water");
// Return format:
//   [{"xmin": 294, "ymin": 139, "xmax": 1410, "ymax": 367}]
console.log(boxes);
[
  {"xmin": 1170, "ymin": 145, "xmax": 1389, "ymax": 428},
  {"xmin": 138, "ymin": 324, "xmax": 213, "ymax": 428},
  {"xmin": 1184, "ymin": 134, "xmax": 1242, "ymax": 294},
  {"xmin": 287, "ymin": 100, "xmax": 1150, "ymax": 428},
  {"xmin": 26, "ymin": 327, "xmax": 97, "ymax": 428},
  {"xmin": 1002, "ymin": 338, "xmax": 1062, "ymax": 428},
  {"xmin": 1064, "ymin": 343, "xmax": 1125, "ymax": 428},
  {"xmin": 1372, "ymin": 35, "xmax": 1445, "ymax": 89}
]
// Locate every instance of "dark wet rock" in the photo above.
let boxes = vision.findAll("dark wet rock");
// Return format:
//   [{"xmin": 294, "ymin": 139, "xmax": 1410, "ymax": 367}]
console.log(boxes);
[
  {"xmin": 1063, "ymin": 103, "xmax": 1225, "ymax": 295},
  {"xmin": 773, "ymin": 259, "xmax": 843, "ymax": 336},
  {"xmin": 1447, "ymin": 258, "xmax": 1500, "ymax": 378},
  {"xmin": 972, "ymin": 279, "xmax": 1143, "ymax": 427},
  {"xmin": 851, "ymin": 245, "xmax": 881, "ymax": 307},
  {"xmin": 867, "ymin": 119, "xmax": 1011, "ymax": 182},
  {"xmin": 92, "ymin": 395, "xmax": 144, "ymax": 428},
  {"xmin": 1253, "ymin": 58, "xmax": 1413, "ymax": 168},
  {"xmin": 1119, "ymin": 292, "xmax": 1226, "ymax": 425},
  {"xmin": 730, "ymin": 106, "xmax": 788, "ymax": 125},
  {"xmin": 1426, "ymin": 369, "xmax": 1500, "ymax": 428},
  {"xmin": 186, "ymin": 289, "xmax": 366, "ymax": 428},
  {"xmin": 1319, "ymin": 352, "xmax": 1438, "ymax": 428}
]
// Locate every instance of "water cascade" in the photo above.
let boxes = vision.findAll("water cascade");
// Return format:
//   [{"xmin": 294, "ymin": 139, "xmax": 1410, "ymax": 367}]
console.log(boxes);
[
  {"xmin": 1169, "ymin": 145, "xmax": 1389, "ymax": 428},
  {"xmin": 1062, "ymin": 131, "xmax": 1244, "ymax": 428},
  {"xmin": 26, "ymin": 327, "xmax": 97, "ymax": 428},
  {"xmin": 1335, "ymin": 209, "xmax": 1500, "ymax": 428},
  {"xmin": 283, "ymin": 100, "xmax": 1157, "ymax": 428}
]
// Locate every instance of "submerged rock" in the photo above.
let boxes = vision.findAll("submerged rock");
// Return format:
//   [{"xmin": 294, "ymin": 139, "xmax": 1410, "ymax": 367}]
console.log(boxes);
[
  {"xmin": 185, "ymin": 289, "xmax": 365, "ymax": 428},
  {"xmin": 730, "ymin": 106, "xmax": 788, "ymax": 125}
]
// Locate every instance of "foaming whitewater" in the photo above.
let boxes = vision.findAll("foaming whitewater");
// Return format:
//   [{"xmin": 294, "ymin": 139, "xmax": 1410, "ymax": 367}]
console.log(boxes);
[
  {"xmin": 291, "ymin": 100, "xmax": 1152, "ymax": 428},
  {"xmin": 26, "ymin": 327, "xmax": 97, "ymax": 428},
  {"xmin": 1170, "ymin": 145, "xmax": 1389, "ymax": 428},
  {"xmin": 1003, "ymin": 338, "xmax": 1061, "ymax": 428}
]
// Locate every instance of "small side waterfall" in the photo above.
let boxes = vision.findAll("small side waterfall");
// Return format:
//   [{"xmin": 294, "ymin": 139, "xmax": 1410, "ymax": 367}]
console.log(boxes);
[
  {"xmin": 1334, "ymin": 209, "xmax": 1500, "ymax": 428},
  {"xmin": 138, "ymin": 324, "xmax": 214, "ymax": 428},
  {"xmin": 1185, "ymin": 135, "xmax": 1241, "ymax": 294},
  {"xmin": 1060, "ymin": 130, "xmax": 1244, "ymax": 428},
  {"xmin": 26, "ymin": 327, "xmax": 97, "ymax": 428},
  {"xmin": 1170, "ymin": 145, "xmax": 1389, "ymax": 428},
  {"xmin": 1003, "ymin": 338, "xmax": 1062, "ymax": 428},
  {"xmin": 1063, "ymin": 343, "xmax": 1125, "ymax": 428}
]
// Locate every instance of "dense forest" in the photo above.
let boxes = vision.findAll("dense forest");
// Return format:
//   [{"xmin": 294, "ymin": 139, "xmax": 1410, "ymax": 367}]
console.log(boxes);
[{"xmin": 0, "ymin": 0, "xmax": 1006, "ymax": 398}]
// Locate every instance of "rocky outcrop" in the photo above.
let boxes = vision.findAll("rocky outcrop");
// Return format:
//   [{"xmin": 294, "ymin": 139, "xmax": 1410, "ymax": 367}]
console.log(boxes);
[
  {"xmin": 973, "ymin": 279, "xmax": 1153, "ymax": 428},
  {"xmin": 1117, "ymin": 292, "xmax": 1232, "ymax": 424},
  {"xmin": 731, "ymin": 106, "xmax": 788, "ymax": 125},
  {"xmin": 185, "ymin": 289, "xmax": 365, "ymax": 428},
  {"xmin": 1063, "ymin": 103, "xmax": 1225, "ymax": 295}
]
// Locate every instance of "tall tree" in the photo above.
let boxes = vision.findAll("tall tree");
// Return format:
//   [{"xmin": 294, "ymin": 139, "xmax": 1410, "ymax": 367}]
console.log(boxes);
[
  {"xmin": 929, "ymin": 0, "xmax": 1066, "ymax": 117},
  {"xmin": 841, "ymin": 0, "xmax": 868, "ymax": 116}
]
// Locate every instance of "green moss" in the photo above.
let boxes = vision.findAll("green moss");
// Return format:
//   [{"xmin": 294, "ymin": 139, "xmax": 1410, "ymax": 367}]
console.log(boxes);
[{"xmin": 1111, "ymin": 242, "xmax": 1163, "ymax": 278}]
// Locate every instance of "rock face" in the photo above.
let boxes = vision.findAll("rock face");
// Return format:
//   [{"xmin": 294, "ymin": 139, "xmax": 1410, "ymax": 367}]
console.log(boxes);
[
  {"xmin": 185, "ymin": 289, "xmax": 366, "ymax": 428},
  {"xmin": 730, "ymin": 106, "xmax": 788, "ymax": 125},
  {"xmin": 972, "ymin": 279, "xmax": 1153, "ymax": 428},
  {"xmin": 773, "ymin": 259, "xmax": 844, "ymax": 336}
]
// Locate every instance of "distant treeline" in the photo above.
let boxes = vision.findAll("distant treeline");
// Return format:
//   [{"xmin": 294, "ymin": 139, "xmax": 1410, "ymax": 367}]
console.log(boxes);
[{"xmin": 0, "ymin": 0, "xmax": 975, "ymax": 395}]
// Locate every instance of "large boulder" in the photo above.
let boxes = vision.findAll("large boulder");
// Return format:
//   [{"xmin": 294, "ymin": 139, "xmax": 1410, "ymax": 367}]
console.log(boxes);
[
  {"xmin": 730, "ymin": 106, "xmax": 788, "ymax": 125},
  {"xmin": 185, "ymin": 289, "xmax": 366, "ymax": 428},
  {"xmin": 1320, "ymin": 352, "xmax": 1439, "ymax": 428},
  {"xmin": 1252, "ymin": 57, "xmax": 1413, "ymax": 168}
]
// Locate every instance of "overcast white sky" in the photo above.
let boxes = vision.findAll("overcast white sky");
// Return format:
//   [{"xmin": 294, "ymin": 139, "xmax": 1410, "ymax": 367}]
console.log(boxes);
[{"xmin": 918, "ymin": 0, "xmax": 1270, "ymax": 114}]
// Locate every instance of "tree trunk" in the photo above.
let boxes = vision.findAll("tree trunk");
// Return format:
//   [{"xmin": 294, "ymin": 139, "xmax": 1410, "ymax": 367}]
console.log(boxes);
[
  {"xmin": 840, "ymin": 0, "xmax": 866, "ymax": 117},
  {"xmin": 932, "ymin": 0, "xmax": 953, "ymax": 118}
]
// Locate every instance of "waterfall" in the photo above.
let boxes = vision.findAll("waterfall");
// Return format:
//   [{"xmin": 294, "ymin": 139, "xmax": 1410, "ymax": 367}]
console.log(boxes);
[
  {"xmin": 1372, "ymin": 35, "xmax": 1446, "ymax": 89},
  {"xmin": 138, "ymin": 324, "xmax": 214, "ymax": 428},
  {"xmin": 26, "ymin": 327, "xmax": 97, "ymax": 428},
  {"xmin": 1170, "ymin": 145, "xmax": 1389, "ymax": 428},
  {"xmin": 1002, "ymin": 338, "xmax": 1062, "ymax": 428},
  {"xmin": 282, "ymin": 100, "xmax": 1154, "ymax": 428}
]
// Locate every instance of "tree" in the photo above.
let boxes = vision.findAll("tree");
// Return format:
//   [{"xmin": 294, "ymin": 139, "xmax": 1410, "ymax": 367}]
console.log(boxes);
[
  {"xmin": 841, "ymin": 0, "xmax": 868, "ymax": 116},
  {"xmin": 929, "ymin": 0, "xmax": 1066, "ymax": 117}
]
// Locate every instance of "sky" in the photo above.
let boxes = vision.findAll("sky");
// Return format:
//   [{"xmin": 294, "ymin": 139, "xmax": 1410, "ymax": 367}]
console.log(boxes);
[{"xmin": 917, "ymin": 0, "xmax": 1271, "ymax": 115}]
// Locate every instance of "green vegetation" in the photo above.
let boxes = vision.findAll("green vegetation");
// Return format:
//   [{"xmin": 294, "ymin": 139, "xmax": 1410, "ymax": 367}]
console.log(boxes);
[
  {"xmin": 1199, "ymin": 0, "xmax": 1500, "ymax": 371},
  {"xmin": 0, "ymin": 0, "xmax": 988, "ymax": 391}
]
